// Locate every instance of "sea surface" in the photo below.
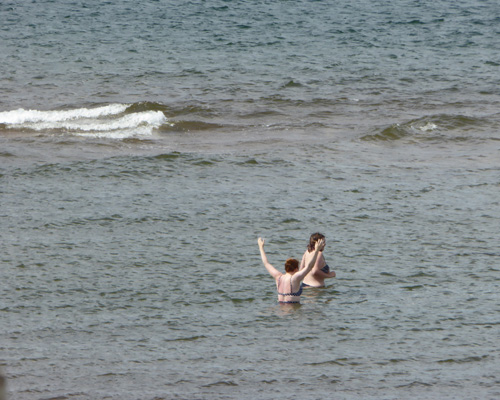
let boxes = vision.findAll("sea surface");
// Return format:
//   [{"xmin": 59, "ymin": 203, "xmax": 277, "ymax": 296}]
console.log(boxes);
[{"xmin": 1, "ymin": 1, "xmax": 500, "ymax": 399}]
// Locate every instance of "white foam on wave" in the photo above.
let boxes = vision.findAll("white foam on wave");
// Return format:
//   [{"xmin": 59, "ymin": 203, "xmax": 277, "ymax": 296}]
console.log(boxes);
[
  {"xmin": 418, "ymin": 122, "xmax": 438, "ymax": 132},
  {"xmin": 0, "ymin": 104, "xmax": 169, "ymax": 138},
  {"xmin": 74, "ymin": 111, "xmax": 169, "ymax": 139},
  {"xmin": 16, "ymin": 111, "xmax": 167, "ymax": 132},
  {"xmin": 0, "ymin": 104, "xmax": 129, "ymax": 124}
]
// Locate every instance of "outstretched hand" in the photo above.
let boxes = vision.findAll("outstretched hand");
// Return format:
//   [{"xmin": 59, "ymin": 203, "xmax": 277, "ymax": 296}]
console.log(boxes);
[
  {"xmin": 315, "ymin": 238, "xmax": 325, "ymax": 251},
  {"xmin": 258, "ymin": 237, "xmax": 265, "ymax": 248}
]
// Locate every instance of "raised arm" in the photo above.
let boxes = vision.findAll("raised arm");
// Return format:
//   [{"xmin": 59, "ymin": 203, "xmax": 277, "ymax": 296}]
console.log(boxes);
[
  {"xmin": 258, "ymin": 237, "xmax": 282, "ymax": 279},
  {"xmin": 294, "ymin": 238, "xmax": 325, "ymax": 281}
]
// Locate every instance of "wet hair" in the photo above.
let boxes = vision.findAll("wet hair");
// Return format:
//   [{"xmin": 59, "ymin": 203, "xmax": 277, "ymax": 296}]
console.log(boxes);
[
  {"xmin": 307, "ymin": 232, "xmax": 325, "ymax": 252},
  {"xmin": 284, "ymin": 258, "xmax": 299, "ymax": 273}
]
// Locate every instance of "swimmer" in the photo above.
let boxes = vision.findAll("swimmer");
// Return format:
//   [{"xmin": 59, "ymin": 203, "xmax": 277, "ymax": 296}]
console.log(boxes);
[
  {"xmin": 258, "ymin": 237, "xmax": 325, "ymax": 304},
  {"xmin": 300, "ymin": 232, "xmax": 336, "ymax": 288}
]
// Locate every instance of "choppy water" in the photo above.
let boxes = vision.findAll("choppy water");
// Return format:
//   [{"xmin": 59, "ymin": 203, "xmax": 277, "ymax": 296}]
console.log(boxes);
[{"xmin": 1, "ymin": 0, "xmax": 500, "ymax": 399}]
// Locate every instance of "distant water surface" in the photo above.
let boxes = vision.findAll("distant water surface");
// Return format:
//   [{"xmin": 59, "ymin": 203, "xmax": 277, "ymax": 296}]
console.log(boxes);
[{"xmin": 1, "ymin": 0, "xmax": 499, "ymax": 399}]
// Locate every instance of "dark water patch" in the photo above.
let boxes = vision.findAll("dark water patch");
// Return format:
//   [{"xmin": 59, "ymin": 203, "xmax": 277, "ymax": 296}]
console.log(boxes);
[
  {"xmin": 307, "ymin": 358, "xmax": 360, "ymax": 367},
  {"xmin": 154, "ymin": 152, "xmax": 182, "ymax": 161},
  {"xmin": 303, "ymin": 121, "xmax": 329, "ymax": 129},
  {"xmin": 437, "ymin": 355, "xmax": 489, "ymax": 364},
  {"xmin": 165, "ymin": 104, "xmax": 218, "ymax": 118},
  {"xmin": 392, "ymin": 19, "xmax": 426, "ymax": 26},
  {"xmin": 282, "ymin": 79, "xmax": 304, "ymax": 89},
  {"xmin": 232, "ymin": 156, "xmax": 293, "ymax": 169},
  {"xmin": 396, "ymin": 381, "xmax": 433, "ymax": 388},
  {"xmin": 484, "ymin": 60, "xmax": 500, "ymax": 67},
  {"xmin": 125, "ymin": 101, "xmax": 168, "ymax": 114},
  {"xmin": 282, "ymin": 218, "xmax": 301, "ymax": 224},
  {"xmin": 163, "ymin": 120, "xmax": 226, "ymax": 132},
  {"xmin": 0, "ymin": 150, "xmax": 15, "ymax": 157},
  {"xmin": 202, "ymin": 380, "xmax": 238, "ymax": 387},
  {"xmin": 377, "ymin": 358, "xmax": 408, "ymax": 365},
  {"xmin": 408, "ymin": 272, "xmax": 436, "ymax": 278},
  {"xmin": 294, "ymin": 335, "xmax": 319, "ymax": 342},
  {"xmin": 191, "ymin": 159, "xmax": 217, "ymax": 166},
  {"xmin": 8, "ymin": 162, "xmax": 74, "ymax": 179},
  {"xmin": 230, "ymin": 297, "xmax": 255, "ymax": 304},
  {"xmin": 234, "ymin": 158, "xmax": 259, "ymax": 166},
  {"xmin": 402, "ymin": 285, "xmax": 424, "ymax": 291},
  {"xmin": 154, "ymin": 152, "xmax": 222, "ymax": 167},
  {"xmin": 239, "ymin": 109, "xmax": 286, "ymax": 119}
]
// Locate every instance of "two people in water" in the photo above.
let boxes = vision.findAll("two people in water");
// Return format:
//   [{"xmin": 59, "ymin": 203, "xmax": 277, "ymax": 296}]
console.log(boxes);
[{"xmin": 258, "ymin": 233, "xmax": 336, "ymax": 304}]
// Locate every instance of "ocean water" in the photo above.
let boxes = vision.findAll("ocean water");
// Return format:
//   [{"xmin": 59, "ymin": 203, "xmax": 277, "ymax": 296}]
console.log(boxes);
[{"xmin": 1, "ymin": 1, "xmax": 500, "ymax": 399}]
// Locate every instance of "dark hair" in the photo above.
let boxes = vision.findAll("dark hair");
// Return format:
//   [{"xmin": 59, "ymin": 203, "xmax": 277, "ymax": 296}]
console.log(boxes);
[
  {"xmin": 284, "ymin": 258, "xmax": 299, "ymax": 273},
  {"xmin": 307, "ymin": 232, "xmax": 325, "ymax": 252}
]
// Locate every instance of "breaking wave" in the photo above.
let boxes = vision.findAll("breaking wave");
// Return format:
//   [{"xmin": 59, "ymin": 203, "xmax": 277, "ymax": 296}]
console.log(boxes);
[{"xmin": 0, "ymin": 103, "xmax": 170, "ymax": 139}]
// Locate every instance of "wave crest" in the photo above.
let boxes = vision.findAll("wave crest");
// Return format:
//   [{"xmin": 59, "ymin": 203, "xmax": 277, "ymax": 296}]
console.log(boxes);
[
  {"xmin": 362, "ymin": 114, "xmax": 489, "ymax": 142},
  {"xmin": 0, "ymin": 103, "xmax": 169, "ymax": 139}
]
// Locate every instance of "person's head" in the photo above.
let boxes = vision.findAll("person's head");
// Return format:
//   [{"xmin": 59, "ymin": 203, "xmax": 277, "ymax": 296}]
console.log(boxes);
[
  {"xmin": 307, "ymin": 232, "xmax": 325, "ymax": 252},
  {"xmin": 284, "ymin": 258, "xmax": 299, "ymax": 273}
]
